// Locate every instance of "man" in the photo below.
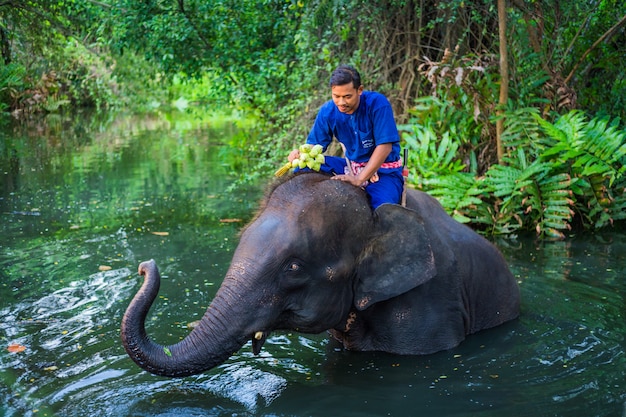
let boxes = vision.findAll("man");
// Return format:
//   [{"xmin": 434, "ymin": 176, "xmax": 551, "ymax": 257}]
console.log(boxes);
[{"xmin": 289, "ymin": 65, "xmax": 404, "ymax": 209}]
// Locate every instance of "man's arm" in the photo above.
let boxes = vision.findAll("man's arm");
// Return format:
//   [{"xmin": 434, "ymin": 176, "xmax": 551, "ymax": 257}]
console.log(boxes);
[{"xmin": 332, "ymin": 143, "xmax": 392, "ymax": 186}]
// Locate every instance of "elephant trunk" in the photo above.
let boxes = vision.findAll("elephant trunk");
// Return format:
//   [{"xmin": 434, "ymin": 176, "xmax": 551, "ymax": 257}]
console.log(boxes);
[{"xmin": 120, "ymin": 260, "xmax": 247, "ymax": 377}]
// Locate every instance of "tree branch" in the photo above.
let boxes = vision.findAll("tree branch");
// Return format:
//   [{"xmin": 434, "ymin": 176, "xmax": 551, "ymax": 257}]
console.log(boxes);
[
  {"xmin": 177, "ymin": 0, "xmax": 212, "ymax": 51},
  {"xmin": 496, "ymin": 0, "xmax": 508, "ymax": 164},
  {"xmin": 559, "ymin": 11, "xmax": 593, "ymax": 69},
  {"xmin": 564, "ymin": 14, "xmax": 626, "ymax": 84},
  {"xmin": 83, "ymin": 0, "xmax": 112, "ymax": 8}
]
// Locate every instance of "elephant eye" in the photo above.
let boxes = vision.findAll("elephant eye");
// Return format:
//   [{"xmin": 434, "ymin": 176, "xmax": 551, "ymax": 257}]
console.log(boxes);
[
  {"xmin": 282, "ymin": 260, "xmax": 308, "ymax": 285},
  {"xmin": 284, "ymin": 261, "xmax": 303, "ymax": 273}
]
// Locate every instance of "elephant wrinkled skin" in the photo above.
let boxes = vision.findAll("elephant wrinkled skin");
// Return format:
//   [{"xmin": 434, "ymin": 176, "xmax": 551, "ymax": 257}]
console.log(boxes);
[{"xmin": 121, "ymin": 172, "xmax": 520, "ymax": 377}]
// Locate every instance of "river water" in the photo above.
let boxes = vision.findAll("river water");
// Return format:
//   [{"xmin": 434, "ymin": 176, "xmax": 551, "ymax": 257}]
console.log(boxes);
[{"xmin": 1, "ymin": 112, "xmax": 624, "ymax": 417}]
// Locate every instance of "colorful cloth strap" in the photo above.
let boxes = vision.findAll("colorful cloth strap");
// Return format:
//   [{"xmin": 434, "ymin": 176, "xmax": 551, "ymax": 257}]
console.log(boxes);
[{"xmin": 350, "ymin": 158, "xmax": 403, "ymax": 171}]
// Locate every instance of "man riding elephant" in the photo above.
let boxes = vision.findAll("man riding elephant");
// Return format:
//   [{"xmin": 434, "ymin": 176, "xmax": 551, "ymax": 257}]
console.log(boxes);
[
  {"xmin": 121, "ymin": 172, "xmax": 520, "ymax": 378},
  {"xmin": 288, "ymin": 65, "xmax": 404, "ymax": 209}
]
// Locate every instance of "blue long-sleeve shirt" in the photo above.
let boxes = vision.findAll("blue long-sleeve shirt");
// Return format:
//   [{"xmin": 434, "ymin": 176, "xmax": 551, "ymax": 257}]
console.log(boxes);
[{"xmin": 306, "ymin": 91, "xmax": 401, "ymax": 164}]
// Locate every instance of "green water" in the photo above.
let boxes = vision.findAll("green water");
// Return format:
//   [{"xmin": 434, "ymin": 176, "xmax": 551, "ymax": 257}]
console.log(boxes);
[{"xmin": 1, "ymin": 112, "xmax": 624, "ymax": 417}]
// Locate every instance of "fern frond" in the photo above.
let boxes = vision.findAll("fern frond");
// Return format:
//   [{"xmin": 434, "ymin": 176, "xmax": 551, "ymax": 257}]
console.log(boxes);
[
  {"xmin": 482, "ymin": 164, "xmax": 521, "ymax": 197},
  {"xmin": 501, "ymin": 107, "xmax": 544, "ymax": 156},
  {"xmin": 532, "ymin": 112, "xmax": 569, "ymax": 146},
  {"xmin": 536, "ymin": 173, "xmax": 573, "ymax": 193},
  {"xmin": 530, "ymin": 110, "xmax": 626, "ymax": 232},
  {"xmin": 536, "ymin": 111, "xmax": 625, "ymax": 184},
  {"xmin": 424, "ymin": 173, "xmax": 482, "ymax": 223},
  {"xmin": 534, "ymin": 171, "xmax": 574, "ymax": 238}
]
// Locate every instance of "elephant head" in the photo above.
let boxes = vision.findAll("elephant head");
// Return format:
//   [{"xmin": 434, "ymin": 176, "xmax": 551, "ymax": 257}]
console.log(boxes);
[{"xmin": 121, "ymin": 171, "xmax": 519, "ymax": 377}]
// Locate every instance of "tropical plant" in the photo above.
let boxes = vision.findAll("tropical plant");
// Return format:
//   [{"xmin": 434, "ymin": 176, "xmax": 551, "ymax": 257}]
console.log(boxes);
[
  {"xmin": 0, "ymin": 63, "xmax": 26, "ymax": 113},
  {"xmin": 533, "ymin": 111, "xmax": 626, "ymax": 229},
  {"xmin": 404, "ymin": 106, "xmax": 626, "ymax": 238},
  {"xmin": 2, "ymin": 0, "xmax": 625, "ymax": 236}
]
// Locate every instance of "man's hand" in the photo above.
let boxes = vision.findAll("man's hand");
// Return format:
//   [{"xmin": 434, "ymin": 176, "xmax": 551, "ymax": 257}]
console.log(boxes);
[
  {"xmin": 288, "ymin": 149, "xmax": 300, "ymax": 162},
  {"xmin": 332, "ymin": 143, "xmax": 392, "ymax": 187},
  {"xmin": 332, "ymin": 174, "xmax": 365, "ymax": 187}
]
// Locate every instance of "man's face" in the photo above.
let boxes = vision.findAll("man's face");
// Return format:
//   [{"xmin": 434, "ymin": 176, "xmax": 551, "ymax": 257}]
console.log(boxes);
[{"xmin": 331, "ymin": 83, "xmax": 363, "ymax": 114}]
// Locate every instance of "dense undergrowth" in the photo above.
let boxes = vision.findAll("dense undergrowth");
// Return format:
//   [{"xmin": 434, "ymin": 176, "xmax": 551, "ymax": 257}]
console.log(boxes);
[
  {"xmin": 403, "ymin": 102, "xmax": 626, "ymax": 238},
  {"xmin": 1, "ymin": 0, "xmax": 624, "ymax": 237},
  {"xmin": 398, "ymin": 50, "xmax": 626, "ymax": 238}
]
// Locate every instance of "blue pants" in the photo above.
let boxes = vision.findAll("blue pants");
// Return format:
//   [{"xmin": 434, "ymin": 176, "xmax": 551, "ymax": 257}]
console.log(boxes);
[{"xmin": 318, "ymin": 156, "xmax": 404, "ymax": 209}]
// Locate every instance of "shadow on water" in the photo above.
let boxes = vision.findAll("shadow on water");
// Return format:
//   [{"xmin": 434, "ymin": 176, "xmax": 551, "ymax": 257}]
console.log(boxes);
[{"xmin": 1, "ymin": 111, "xmax": 625, "ymax": 417}]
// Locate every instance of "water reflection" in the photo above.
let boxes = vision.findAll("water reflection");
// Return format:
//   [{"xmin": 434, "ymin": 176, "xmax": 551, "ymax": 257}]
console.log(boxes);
[{"xmin": 1, "ymin": 112, "xmax": 625, "ymax": 417}]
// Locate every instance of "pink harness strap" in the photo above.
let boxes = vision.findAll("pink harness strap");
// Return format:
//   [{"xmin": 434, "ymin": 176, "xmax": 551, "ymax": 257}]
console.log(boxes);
[
  {"xmin": 348, "ymin": 159, "xmax": 403, "ymax": 186},
  {"xmin": 350, "ymin": 159, "xmax": 403, "ymax": 170}
]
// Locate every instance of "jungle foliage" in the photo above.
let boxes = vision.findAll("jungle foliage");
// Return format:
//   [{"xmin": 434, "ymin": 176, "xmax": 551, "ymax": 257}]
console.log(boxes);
[
  {"xmin": 403, "ymin": 103, "xmax": 626, "ymax": 238},
  {"xmin": 1, "ymin": 0, "xmax": 625, "ymax": 236}
]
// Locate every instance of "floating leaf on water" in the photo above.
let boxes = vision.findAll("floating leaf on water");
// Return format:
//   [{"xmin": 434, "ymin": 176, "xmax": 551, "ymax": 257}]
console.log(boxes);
[
  {"xmin": 219, "ymin": 218, "xmax": 243, "ymax": 223},
  {"xmin": 151, "ymin": 231, "xmax": 169, "ymax": 236},
  {"xmin": 99, "ymin": 265, "xmax": 112, "ymax": 271},
  {"xmin": 7, "ymin": 344, "xmax": 26, "ymax": 353},
  {"xmin": 163, "ymin": 347, "xmax": 172, "ymax": 357}
]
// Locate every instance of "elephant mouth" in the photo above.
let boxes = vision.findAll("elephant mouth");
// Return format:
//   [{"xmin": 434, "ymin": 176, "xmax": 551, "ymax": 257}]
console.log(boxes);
[{"xmin": 252, "ymin": 331, "xmax": 269, "ymax": 355}]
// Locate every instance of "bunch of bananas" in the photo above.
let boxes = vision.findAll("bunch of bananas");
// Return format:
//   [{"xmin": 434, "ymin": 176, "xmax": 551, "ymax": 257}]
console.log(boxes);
[{"xmin": 275, "ymin": 144, "xmax": 325, "ymax": 176}]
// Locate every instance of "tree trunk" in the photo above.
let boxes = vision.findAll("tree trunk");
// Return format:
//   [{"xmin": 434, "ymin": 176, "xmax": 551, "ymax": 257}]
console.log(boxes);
[
  {"xmin": 496, "ymin": 0, "xmax": 509, "ymax": 164},
  {"xmin": 0, "ymin": 26, "xmax": 11, "ymax": 65}
]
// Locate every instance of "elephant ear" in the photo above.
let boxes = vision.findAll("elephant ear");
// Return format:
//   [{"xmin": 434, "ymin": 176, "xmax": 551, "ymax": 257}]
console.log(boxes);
[{"xmin": 354, "ymin": 203, "xmax": 437, "ymax": 310}]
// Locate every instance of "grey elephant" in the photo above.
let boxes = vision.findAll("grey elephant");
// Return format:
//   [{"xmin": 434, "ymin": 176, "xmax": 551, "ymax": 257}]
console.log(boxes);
[{"xmin": 121, "ymin": 172, "xmax": 520, "ymax": 377}]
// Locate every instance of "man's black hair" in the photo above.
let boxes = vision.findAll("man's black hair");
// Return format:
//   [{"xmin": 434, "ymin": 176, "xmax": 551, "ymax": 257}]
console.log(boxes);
[{"xmin": 330, "ymin": 65, "xmax": 361, "ymax": 89}]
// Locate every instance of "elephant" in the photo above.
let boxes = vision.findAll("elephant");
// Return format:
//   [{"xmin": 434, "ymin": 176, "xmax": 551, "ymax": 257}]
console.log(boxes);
[{"xmin": 121, "ymin": 171, "xmax": 520, "ymax": 378}]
